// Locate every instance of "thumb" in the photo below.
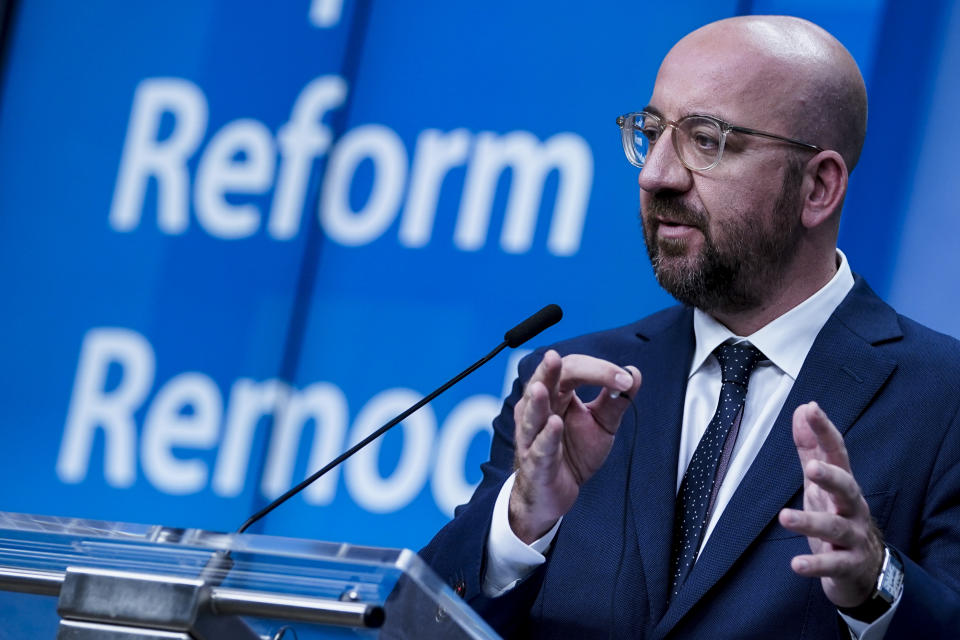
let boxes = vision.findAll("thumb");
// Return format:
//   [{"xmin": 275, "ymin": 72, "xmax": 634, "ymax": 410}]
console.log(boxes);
[{"xmin": 586, "ymin": 366, "xmax": 641, "ymax": 433}]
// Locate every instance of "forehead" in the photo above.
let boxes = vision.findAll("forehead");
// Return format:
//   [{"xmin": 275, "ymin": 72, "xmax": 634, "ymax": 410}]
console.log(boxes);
[{"xmin": 648, "ymin": 35, "xmax": 797, "ymax": 128}]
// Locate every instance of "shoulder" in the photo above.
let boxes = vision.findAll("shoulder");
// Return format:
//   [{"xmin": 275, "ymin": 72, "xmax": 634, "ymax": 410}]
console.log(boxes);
[
  {"xmin": 847, "ymin": 274, "xmax": 960, "ymax": 362},
  {"xmin": 890, "ymin": 313, "xmax": 960, "ymax": 372}
]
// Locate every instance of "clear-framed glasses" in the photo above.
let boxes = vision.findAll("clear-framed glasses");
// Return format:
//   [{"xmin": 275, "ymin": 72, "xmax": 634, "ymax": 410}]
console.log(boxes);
[{"xmin": 616, "ymin": 111, "xmax": 823, "ymax": 171}]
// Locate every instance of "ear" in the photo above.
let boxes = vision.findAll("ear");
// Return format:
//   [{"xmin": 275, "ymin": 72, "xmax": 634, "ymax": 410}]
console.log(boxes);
[{"xmin": 799, "ymin": 150, "xmax": 848, "ymax": 229}]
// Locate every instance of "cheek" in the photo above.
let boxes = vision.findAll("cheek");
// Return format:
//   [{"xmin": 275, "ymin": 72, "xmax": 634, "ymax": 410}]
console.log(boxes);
[
  {"xmin": 638, "ymin": 191, "xmax": 658, "ymax": 230},
  {"xmin": 689, "ymin": 181, "xmax": 732, "ymax": 226},
  {"xmin": 698, "ymin": 179, "xmax": 778, "ymax": 232}
]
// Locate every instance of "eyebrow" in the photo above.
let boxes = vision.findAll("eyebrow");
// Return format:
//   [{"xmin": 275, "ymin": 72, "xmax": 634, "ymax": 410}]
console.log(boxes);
[
  {"xmin": 643, "ymin": 105, "xmax": 664, "ymax": 118},
  {"xmin": 642, "ymin": 105, "xmax": 736, "ymax": 125}
]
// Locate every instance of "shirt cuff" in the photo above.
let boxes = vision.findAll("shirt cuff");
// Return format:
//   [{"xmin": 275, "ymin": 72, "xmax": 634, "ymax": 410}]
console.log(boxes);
[
  {"xmin": 481, "ymin": 472, "xmax": 562, "ymax": 597},
  {"xmin": 839, "ymin": 587, "xmax": 902, "ymax": 640}
]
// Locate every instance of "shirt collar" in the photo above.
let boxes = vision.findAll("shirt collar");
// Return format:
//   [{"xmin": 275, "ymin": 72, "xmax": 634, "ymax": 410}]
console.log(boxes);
[{"xmin": 690, "ymin": 249, "xmax": 855, "ymax": 380}]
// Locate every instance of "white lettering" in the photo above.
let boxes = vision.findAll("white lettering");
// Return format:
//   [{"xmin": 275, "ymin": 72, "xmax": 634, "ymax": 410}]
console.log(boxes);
[
  {"xmin": 141, "ymin": 372, "xmax": 222, "ymax": 495},
  {"xmin": 456, "ymin": 131, "xmax": 593, "ymax": 255},
  {"xmin": 109, "ymin": 77, "xmax": 594, "ymax": 255},
  {"xmin": 398, "ymin": 128, "xmax": 471, "ymax": 247},
  {"xmin": 110, "ymin": 78, "xmax": 208, "ymax": 234},
  {"xmin": 431, "ymin": 395, "xmax": 497, "ymax": 516},
  {"xmin": 345, "ymin": 389, "xmax": 435, "ymax": 513},
  {"xmin": 269, "ymin": 76, "xmax": 347, "ymax": 239},
  {"xmin": 261, "ymin": 382, "xmax": 349, "ymax": 504},
  {"xmin": 57, "ymin": 329, "xmax": 526, "ymax": 520},
  {"xmin": 320, "ymin": 124, "xmax": 408, "ymax": 246},
  {"xmin": 212, "ymin": 379, "xmax": 290, "ymax": 497},
  {"xmin": 309, "ymin": 0, "xmax": 344, "ymax": 28},
  {"xmin": 194, "ymin": 119, "xmax": 276, "ymax": 239},
  {"xmin": 57, "ymin": 328, "xmax": 155, "ymax": 487}
]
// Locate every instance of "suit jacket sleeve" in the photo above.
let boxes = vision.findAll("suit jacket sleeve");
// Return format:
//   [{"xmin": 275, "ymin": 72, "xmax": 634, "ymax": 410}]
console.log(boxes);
[
  {"xmin": 887, "ymin": 396, "xmax": 960, "ymax": 636},
  {"xmin": 419, "ymin": 349, "xmax": 547, "ymax": 637}
]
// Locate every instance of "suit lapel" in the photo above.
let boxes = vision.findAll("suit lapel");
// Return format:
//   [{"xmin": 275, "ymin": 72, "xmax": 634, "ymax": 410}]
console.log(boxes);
[
  {"xmin": 626, "ymin": 307, "xmax": 695, "ymax": 625},
  {"xmin": 652, "ymin": 278, "xmax": 900, "ymax": 638}
]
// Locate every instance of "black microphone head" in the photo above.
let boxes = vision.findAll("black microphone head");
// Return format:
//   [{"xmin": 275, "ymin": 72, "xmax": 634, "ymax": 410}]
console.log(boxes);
[{"xmin": 504, "ymin": 304, "xmax": 562, "ymax": 348}]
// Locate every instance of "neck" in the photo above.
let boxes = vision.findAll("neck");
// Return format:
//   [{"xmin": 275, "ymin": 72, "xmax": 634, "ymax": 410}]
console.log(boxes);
[{"xmin": 709, "ymin": 249, "xmax": 839, "ymax": 336}]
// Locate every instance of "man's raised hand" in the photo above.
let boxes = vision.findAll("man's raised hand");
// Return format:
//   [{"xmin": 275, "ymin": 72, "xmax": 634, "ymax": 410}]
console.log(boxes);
[
  {"xmin": 509, "ymin": 350, "xmax": 641, "ymax": 543},
  {"xmin": 779, "ymin": 401, "xmax": 884, "ymax": 608}
]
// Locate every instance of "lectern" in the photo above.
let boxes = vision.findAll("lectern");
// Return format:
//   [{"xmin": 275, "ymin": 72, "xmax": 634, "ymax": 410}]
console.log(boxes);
[{"xmin": 0, "ymin": 511, "xmax": 500, "ymax": 639}]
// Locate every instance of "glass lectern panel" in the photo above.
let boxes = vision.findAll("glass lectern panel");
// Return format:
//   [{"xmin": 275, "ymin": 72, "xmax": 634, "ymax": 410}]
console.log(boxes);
[{"xmin": 0, "ymin": 512, "xmax": 500, "ymax": 640}]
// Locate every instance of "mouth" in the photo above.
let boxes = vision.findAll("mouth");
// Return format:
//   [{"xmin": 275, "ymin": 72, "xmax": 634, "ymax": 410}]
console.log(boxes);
[{"xmin": 655, "ymin": 218, "xmax": 702, "ymax": 239}]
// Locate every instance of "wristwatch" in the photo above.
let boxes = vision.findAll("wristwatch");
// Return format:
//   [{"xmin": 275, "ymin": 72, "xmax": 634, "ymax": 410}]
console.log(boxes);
[{"xmin": 839, "ymin": 546, "xmax": 905, "ymax": 622}]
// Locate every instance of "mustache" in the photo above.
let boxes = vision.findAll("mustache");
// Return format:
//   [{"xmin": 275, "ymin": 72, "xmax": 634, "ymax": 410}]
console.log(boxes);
[{"xmin": 642, "ymin": 195, "xmax": 708, "ymax": 229}]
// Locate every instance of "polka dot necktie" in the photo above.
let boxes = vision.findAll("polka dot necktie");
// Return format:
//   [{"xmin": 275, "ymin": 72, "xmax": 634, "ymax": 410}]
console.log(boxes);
[{"xmin": 669, "ymin": 342, "xmax": 764, "ymax": 598}]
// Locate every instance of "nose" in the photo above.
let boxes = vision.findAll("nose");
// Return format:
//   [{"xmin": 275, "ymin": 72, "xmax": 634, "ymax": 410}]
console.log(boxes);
[{"xmin": 637, "ymin": 127, "xmax": 693, "ymax": 195}]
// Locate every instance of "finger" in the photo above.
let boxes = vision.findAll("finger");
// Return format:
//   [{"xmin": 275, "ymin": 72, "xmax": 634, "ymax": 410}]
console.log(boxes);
[
  {"xmin": 555, "ymin": 354, "xmax": 636, "ymax": 398},
  {"xmin": 802, "ymin": 460, "xmax": 866, "ymax": 517},
  {"xmin": 584, "ymin": 366, "xmax": 643, "ymax": 434},
  {"xmin": 792, "ymin": 402, "xmax": 823, "ymax": 471},
  {"xmin": 789, "ymin": 549, "xmax": 863, "ymax": 579},
  {"xmin": 526, "ymin": 350, "xmax": 564, "ymax": 412},
  {"xmin": 526, "ymin": 414, "xmax": 565, "ymax": 484},
  {"xmin": 792, "ymin": 403, "xmax": 832, "ymax": 479},
  {"xmin": 513, "ymin": 393, "xmax": 528, "ymax": 444},
  {"xmin": 794, "ymin": 401, "xmax": 851, "ymax": 471},
  {"xmin": 511, "ymin": 415, "xmax": 568, "ymax": 542},
  {"xmin": 779, "ymin": 508, "xmax": 858, "ymax": 548},
  {"xmin": 516, "ymin": 381, "xmax": 552, "ymax": 452}
]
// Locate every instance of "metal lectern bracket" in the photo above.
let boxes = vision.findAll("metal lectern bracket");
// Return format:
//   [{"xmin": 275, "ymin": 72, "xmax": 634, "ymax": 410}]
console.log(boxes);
[
  {"xmin": 52, "ymin": 564, "xmax": 384, "ymax": 639},
  {"xmin": 57, "ymin": 566, "xmax": 204, "ymax": 630},
  {"xmin": 56, "ymin": 566, "xmax": 261, "ymax": 640}
]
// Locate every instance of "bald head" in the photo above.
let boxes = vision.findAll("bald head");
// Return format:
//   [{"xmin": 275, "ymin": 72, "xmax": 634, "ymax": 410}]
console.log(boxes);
[{"xmin": 664, "ymin": 16, "xmax": 868, "ymax": 172}]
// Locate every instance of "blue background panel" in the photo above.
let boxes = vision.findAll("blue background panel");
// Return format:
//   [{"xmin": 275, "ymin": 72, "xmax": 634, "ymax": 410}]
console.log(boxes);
[{"xmin": 0, "ymin": 0, "xmax": 957, "ymax": 555}]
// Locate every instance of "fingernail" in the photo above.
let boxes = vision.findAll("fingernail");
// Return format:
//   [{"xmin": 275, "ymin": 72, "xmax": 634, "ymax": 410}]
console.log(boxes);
[
  {"xmin": 796, "ymin": 559, "xmax": 808, "ymax": 571},
  {"xmin": 615, "ymin": 372, "xmax": 632, "ymax": 390}
]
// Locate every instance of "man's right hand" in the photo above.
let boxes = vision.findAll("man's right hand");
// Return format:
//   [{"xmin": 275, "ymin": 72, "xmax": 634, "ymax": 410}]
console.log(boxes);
[{"xmin": 508, "ymin": 350, "xmax": 642, "ymax": 543}]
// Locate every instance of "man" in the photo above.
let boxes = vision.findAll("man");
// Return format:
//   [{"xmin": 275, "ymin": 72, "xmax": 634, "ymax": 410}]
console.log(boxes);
[{"xmin": 420, "ymin": 15, "xmax": 960, "ymax": 639}]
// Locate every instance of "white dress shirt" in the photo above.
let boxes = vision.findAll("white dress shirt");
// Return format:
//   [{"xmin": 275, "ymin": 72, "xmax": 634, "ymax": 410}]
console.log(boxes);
[{"xmin": 482, "ymin": 251, "xmax": 899, "ymax": 638}]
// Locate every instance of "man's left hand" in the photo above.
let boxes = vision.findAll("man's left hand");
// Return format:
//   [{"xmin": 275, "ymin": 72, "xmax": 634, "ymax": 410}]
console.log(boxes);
[{"xmin": 779, "ymin": 401, "xmax": 885, "ymax": 608}]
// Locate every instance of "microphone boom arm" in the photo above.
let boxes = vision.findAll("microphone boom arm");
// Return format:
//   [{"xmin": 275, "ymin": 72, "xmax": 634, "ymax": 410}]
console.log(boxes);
[
  {"xmin": 236, "ymin": 303, "xmax": 561, "ymax": 534},
  {"xmin": 237, "ymin": 340, "xmax": 509, "ymax": 534}
]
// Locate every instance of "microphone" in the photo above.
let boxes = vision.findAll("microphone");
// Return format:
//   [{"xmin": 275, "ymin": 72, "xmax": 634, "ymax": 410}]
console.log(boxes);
[
  {"xmin": 236, "ymin": 304, "xmax": 563, "ymax": 534},
  {"xmin": 504, "ymin": 303, "xmax": 562, "ymax": 348}
]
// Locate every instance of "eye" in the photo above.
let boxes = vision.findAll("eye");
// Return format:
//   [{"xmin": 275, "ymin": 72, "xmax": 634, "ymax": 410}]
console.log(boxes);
[
  {"xmin": 688, "ymin": 125, "xmax": 721, "ymax": 151},
  {"xmin": 640, "ymin": 124, "xmax": 661, "ymax": 144}
]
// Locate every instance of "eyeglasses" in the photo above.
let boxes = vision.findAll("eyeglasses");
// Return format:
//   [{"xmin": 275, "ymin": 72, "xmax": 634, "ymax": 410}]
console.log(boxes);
[{"xmin": 616, "ymin": 111, "xmax": 823, "ymax": 171}]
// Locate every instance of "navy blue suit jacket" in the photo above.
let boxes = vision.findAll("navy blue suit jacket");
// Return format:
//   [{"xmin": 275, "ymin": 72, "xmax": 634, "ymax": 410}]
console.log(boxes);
[{"xmin": 420, "ymin": 277, "xmax": 960, "ymax": 638}]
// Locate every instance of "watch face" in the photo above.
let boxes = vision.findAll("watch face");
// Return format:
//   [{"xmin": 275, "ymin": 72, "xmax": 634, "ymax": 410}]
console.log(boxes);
[{"xmin": 878, "ymin": 548, "xmax": 905, "ymax": 603}]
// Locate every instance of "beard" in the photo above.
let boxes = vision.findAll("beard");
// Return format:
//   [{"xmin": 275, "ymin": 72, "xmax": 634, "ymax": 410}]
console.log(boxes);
[{"xmin": 641, "ymin": 171, "xmax": 804, "ymax": 315}]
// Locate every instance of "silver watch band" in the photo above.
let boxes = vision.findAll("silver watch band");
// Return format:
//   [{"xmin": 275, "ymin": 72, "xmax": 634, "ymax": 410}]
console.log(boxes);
[{"xmin": 874, "ymin": 545, "xmax": 904, "ymax": 605}]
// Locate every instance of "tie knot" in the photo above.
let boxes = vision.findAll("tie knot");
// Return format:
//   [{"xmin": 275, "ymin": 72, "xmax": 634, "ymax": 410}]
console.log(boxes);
[{"xmin": 714, "ymin": 342, "xmax": 764, "ymax": 386}]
